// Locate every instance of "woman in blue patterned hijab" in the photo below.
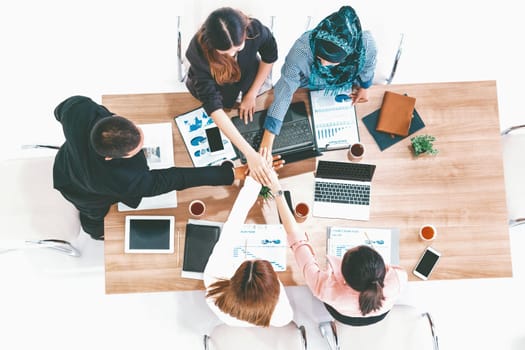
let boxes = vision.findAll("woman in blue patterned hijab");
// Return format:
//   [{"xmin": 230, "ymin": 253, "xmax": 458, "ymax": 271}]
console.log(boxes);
[
  {"xmin": 259, "ymin": 6, "xmax": 376, "ymax": 155},
  {"xmin": 309, "ymin": 6, "xmax": 366, "ymax": 94}
]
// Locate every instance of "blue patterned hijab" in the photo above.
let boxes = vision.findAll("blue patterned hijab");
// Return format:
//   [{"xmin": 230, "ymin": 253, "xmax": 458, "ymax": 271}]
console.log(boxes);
[{"xmin": 309, "ymin": 6, "xmax": 365, "ymax": 94}]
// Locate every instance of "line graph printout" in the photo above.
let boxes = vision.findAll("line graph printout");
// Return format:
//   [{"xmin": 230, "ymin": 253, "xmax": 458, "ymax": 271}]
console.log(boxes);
[
  {"xmin": 310, "ymin": 89, "xmax": 360, "ymax": 151},
  {"xmin": 232, "ymin": 224, "xmax": 287, "ymax": 272},
  {"xmin": 327, "ymin": 227, "xmax": 399, "ymax": 264}
]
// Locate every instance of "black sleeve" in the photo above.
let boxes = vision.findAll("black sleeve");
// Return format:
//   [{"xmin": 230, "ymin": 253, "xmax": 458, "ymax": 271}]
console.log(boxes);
[
  {"xmin": 135, "ymin": 162, "xmax": 235, "ymax": 198},
  {"xmin": 185, "ymin": 35, "xmax": 224, "ymax": 115},
  {"xmin": 251, "ymin": 19, "xmax": 278, "ymax": 64}
]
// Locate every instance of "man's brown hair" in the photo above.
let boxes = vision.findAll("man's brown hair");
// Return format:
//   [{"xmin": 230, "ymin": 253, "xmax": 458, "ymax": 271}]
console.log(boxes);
[{"xmin": 90, "ymin": 116, "xmax": 141, "ymax": 158}]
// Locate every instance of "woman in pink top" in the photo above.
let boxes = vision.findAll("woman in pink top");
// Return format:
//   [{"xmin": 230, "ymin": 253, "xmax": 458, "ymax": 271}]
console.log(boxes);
[{"xmin": 267, "ymin": 170, "xmax": 408, "ymax": 326}]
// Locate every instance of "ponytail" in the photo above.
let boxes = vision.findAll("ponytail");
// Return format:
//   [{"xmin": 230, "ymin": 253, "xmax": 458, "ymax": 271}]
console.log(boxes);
[
  {"xmin": 358, "ymin": 280, "xmax": 385, "ymax": 316},
  {"xmin": 341, "ymin": 245, "xmax": 387, "ymax": 316}
]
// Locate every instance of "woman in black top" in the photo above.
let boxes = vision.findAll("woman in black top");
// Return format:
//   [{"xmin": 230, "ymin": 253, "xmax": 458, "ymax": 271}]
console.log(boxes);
[{"xmin": 185, "ymin": 7, "xmax": 277, "ymax": 185}]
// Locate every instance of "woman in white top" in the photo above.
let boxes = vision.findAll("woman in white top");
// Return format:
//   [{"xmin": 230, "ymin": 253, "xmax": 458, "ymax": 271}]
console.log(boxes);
[{"xmin": 203, "ymin": 174, "xmax": 293, "ymax": 327}]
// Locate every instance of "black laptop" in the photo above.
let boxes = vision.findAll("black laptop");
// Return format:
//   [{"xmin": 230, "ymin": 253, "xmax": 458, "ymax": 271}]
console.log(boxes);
[{"xmin": 231, "ymin": 101, "xmax": 321, "ymax": 163}]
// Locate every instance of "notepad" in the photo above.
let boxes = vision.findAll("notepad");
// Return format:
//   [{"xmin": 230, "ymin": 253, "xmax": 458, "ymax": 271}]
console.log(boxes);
[
  {"xmin": 362, "ymin": 108, "xmax": 425, "ymax": 151},
  {"xmin": 376, "ymin": 91, "xmax": 416, "ymax": 137},
  {"xmin": 181, "ymin": 219, "xmax": 223, "ymax": 280},
  {"xmin": 326, "ymin": 226, "xmax": 400, "ymax": 264}
]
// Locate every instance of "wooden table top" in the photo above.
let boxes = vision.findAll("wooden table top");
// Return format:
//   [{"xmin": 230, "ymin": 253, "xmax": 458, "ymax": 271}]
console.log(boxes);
[{"xmin": 103, "ymin": 80, "xmax": 512, "ymax": 294}]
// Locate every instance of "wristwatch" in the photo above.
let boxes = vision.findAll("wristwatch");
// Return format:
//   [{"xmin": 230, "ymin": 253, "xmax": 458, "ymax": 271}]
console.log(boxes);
[{"xmin": 273, "ymin": 189, "xmax": 284, "ymax": 198}]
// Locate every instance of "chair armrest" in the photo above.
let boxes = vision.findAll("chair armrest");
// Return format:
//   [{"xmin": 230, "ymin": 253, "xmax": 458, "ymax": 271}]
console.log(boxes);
[
  {"xmin": 423, "ymin": 312, "xmax": 439, "ymax": 350},
  {"xmin": 319, "ymin": 321, "xmax": 338, "ymax": 350},
  {"xmin": 501, "ymin": 124, "xmax": 525, "ymax": 135}
]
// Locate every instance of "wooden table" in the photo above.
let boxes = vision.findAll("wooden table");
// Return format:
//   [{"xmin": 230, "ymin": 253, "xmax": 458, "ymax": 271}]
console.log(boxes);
[{"xmin": 103, "ymin": 80, "xmax": 512, "ymax": 294}]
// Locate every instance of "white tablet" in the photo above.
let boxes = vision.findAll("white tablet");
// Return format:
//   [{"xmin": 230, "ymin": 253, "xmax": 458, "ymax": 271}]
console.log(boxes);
[{"xmin": 124, "ymin": 215, "xmax": 175, "ymax": 254}]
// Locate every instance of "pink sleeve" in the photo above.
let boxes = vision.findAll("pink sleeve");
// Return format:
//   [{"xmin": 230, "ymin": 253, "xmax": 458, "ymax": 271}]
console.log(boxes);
[{"xmin": 292, "ymin": 242, "xmax": 332, "ymax": 298}]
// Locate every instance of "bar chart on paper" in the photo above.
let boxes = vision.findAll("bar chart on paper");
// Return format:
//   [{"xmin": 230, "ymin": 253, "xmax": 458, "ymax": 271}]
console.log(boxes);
[
  {"xmin": 310, "ymin": 90, "xmax": 360, "ymax": 150},
  {"xmin": 232, "ymin": 224, "xmax": 287, "ymax": 271}
]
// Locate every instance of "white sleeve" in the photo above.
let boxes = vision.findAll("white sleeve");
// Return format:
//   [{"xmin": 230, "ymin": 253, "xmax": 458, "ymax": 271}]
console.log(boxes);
[
  {"xmin": 203, "ymin": 177, "xmax": 261, "ymax": 287},
  {"xmin": 269, "ymin": 282, "xmax": 294, "ymax": 327}
]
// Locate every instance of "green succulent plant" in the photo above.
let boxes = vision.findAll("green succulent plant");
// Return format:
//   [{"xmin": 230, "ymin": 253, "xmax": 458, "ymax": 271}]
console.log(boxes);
[
  {"xmin": 259, "ymin": 186, "xmax": 273, "ymax": 199},
  {"xmin": 410, "ymin": 134, "xmax": 438, "ymax": 156}
]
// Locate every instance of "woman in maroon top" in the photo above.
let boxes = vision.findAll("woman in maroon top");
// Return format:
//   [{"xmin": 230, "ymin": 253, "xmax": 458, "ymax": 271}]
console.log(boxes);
[{"xmin": 185, "ymin": 7, "xmax": 278, "ymax": 185}]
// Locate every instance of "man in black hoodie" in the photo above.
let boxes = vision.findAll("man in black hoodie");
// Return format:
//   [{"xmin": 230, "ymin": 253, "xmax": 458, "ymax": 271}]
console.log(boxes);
[{"xmin": 53, "ymin": 95, "xmax": 244, "ymax": 240}]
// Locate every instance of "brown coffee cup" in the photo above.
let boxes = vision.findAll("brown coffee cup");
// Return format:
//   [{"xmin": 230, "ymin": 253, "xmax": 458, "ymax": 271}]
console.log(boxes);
[
  {"xmin": 294, "ymin": 202, "xmax": 310, "ymax": 223},
  {"xmin": 419, "ymin": 224, "xmax": 437, "ymax": 241},
  {"xmin": 189, "ymin": 200, "xmax": 206, "ymax": 217},
  {"xmin": 348, "ymin": 142, "xmax": 365, "ymax": 162}
]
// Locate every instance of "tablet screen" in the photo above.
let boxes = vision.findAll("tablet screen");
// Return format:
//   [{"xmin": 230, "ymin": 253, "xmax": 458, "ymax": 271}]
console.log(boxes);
[{"xmin": 125, "ymin": 215, "xmax": 175, "ymax": 253}]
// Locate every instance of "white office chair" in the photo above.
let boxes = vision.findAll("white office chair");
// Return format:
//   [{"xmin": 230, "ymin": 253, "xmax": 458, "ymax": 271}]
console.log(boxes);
[
  {"xmin": 372, "ymin": 32, "xmax": 404, "ymax": 85},
  {"xmin": 203, "ymin": 321, "xmax": 307, "ymax": 350},
  {"xmin": 319, "ymin": 304, "xmax": 438, "ymax": 350},
  {"xmin": 0, "ymin": 155, "xmax": 81, "ymax": 257},
  {"xmin": 501, "ymin": 124, "xmax": 525, "ymax": 227}
]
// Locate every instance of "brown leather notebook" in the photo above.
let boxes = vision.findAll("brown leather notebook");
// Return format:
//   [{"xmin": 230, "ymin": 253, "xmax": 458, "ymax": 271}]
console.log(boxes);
[{"xmin": 376, "ymin": 91, "xmax": 416, "ymax": 137}]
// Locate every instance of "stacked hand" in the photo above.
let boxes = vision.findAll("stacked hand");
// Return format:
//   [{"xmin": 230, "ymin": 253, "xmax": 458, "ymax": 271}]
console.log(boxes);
[{"xmin": 235, "ymin": 147, "xmax": 284, "ymax": 185}]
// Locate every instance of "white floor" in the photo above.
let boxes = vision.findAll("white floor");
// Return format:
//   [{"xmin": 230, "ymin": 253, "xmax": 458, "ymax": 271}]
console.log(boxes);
[{"xmin": 1, "ymin": 1, "xmax": 525, "ymax": 349}]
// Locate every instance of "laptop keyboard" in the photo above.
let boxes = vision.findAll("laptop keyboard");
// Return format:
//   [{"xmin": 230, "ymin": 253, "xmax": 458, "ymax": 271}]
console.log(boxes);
[
  {"xmin": 316, "ymin": 160, "xmax": 376, "ymax": 182},
  {"xmin": 314, "ymin": 181, "xmax": 370, "ymax": 205},
  {"xmin": 243, "ymin": 118, "xmax": 313, "ymax": 152}
]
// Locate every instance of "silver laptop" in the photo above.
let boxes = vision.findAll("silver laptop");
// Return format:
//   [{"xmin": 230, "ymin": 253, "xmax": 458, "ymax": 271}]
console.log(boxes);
[{"xmin": 313, "ymin": 160, "xmax": 376, "ymax": 221}]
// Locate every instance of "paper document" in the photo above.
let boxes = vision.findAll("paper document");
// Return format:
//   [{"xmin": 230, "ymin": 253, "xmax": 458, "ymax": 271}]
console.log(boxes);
[
  {"xmin": 326, "ymin": 227, "xmax": 399, "ymax": 264},
  {"xmin": 174, "ymin": 107, "xmax": 237, "ymax": 167},
  {"xmin": 232, "ymin": 224, "xmax": 287, "ymax": 272},
  {"xmin": 118, "ymin": 122, "xmax": 177, "ymax": 211},
  {"xmin": 310, "ymin": 89, "xmax": 360, "ymax": 151}
]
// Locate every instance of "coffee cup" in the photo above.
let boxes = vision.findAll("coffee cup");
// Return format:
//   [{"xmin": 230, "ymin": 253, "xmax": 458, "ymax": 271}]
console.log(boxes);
[
  {"xmin": 294, "ymin": 202, "xmax": 310, "ymax": 223},
  {"xmin": 348, "ymin": 142, "xmax": 365, "ymax": 162},
  {"xmin": 220, "ymin": 159, "xmax": 235, "ymax": 168},
  {"xmin": 189, "ymin": 200, "xmax": 206, "ymax": 217},
  {"xmin": 419, "ymin": 224, "xmax": 437, "ymax": 242}
]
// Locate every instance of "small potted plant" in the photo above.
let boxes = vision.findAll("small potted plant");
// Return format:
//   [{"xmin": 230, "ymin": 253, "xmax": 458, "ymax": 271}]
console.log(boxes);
[
  {"xmin": 410, "ymin": 134, "xmax": 438, "ymax": 156},
  {"xmin": 259, "ymin": 186, "xmax": 273, "ymax": 199}
]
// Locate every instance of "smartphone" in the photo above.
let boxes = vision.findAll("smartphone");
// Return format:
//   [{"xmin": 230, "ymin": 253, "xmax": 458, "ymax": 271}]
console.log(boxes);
[
  {"xmin": 205, "ymin": 126, "xmax": 225, "ymax": 153},
  {"xmin": 413, "ymin": 246, "xmax": 441, "ymax": 280}
]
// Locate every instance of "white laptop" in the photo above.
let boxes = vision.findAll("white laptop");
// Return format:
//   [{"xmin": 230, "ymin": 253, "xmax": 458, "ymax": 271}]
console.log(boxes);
[{"xmin": 313, "ymin": 160, "xmax": 376, "ymax": 221}]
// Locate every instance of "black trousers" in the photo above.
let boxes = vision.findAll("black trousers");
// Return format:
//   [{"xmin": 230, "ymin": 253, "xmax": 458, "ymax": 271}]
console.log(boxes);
[
  {"xmin": 324, "ymin": 303, "xmax": 389, "ymax": 326},
  {"xmin": 59, "ymin": 190, "xmax": 108, "ymax": 240},
  {"xmin": 79, "ymin": 210, "xmax": 107, "ymax": 239}
]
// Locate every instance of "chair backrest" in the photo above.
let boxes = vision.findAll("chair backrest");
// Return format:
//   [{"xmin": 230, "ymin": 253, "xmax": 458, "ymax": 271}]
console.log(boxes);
[
  {"xmin": 204, "ymin": 321, "xmax": 307, "ymax": 350},
  {"xmin": 0, "ymin": 156, "xmax": 80, "ymax": 243},
  {"xmin": 501, "ymin": 126, "xmax": 525, "ymax": 225},
  {"xmin": 325, "ymin": 304, "xmax": 438, "ymax": 350}
]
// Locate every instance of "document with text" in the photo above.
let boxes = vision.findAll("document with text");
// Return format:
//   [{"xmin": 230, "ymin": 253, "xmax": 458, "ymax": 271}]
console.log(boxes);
[
  {"xmin": 118, "ymin": 122, "xmax": 178, "ymax": 211},
  {"xmin": 310, "ymin": 89, "xmax": 360, "ymax": 151},
  {"xmin": 326, "ymin": 226, "xmax": 399, "ymax": 264}
]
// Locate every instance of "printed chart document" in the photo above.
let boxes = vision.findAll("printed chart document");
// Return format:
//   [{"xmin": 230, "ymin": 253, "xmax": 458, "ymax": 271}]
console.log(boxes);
[
  {"xmin": 174, "ymin": 107, "xmax": 237, "ymax": 167},
  {"xmin": 310, "ymin": 89, "xmax": 360, "ymax": 151},
  {"xmin": 118, "ymin": 122, "xmax": 178, "ymax": 211},
  {"xmin": 326, "ymin": 226, "xmax": 400, "ymax": 264},
  {"xmin": 232, "ymin": 224, "xmax": 287, "ymax": 272}
]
